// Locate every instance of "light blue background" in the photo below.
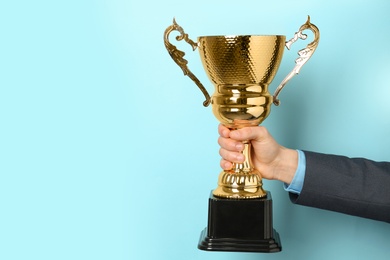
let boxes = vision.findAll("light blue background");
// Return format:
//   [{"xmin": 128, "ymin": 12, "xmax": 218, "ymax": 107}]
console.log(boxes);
[{"xmin": 1, "ymin": 0, "xmax": 390, "ymax": 259}]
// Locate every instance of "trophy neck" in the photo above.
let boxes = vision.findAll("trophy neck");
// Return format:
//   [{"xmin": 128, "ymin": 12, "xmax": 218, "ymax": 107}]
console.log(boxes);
[{"xmin": 211, "ymin": 84, "xmax": 272, "ymax": 128}]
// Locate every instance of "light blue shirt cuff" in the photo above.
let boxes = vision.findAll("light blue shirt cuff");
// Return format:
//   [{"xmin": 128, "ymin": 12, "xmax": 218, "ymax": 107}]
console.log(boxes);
[{"xmin": 283, "ymin": 150, "xmax": 306, "ymax": 195}]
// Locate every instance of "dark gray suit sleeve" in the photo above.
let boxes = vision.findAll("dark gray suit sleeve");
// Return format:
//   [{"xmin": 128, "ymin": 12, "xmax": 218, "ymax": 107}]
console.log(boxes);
[{"xmin": 289, "ymin": 151, "xmax": 390, "ymax": 223}]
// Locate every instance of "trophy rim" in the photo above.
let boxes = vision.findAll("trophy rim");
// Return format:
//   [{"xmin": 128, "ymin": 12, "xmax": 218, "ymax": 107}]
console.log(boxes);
[{"xmin": 198, "ymin": 35, "xmax": 286, "ymax": 39}]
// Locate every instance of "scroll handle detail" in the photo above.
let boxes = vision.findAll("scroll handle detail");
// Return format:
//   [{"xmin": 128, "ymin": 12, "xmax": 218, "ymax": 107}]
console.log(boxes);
[
  {"xmin": 273, "ymin": 16, "xmax": 320, "ymax": 106},
  {"xmin": 163, "ymin": 18, "xmax": 211, "ymax": 107}
]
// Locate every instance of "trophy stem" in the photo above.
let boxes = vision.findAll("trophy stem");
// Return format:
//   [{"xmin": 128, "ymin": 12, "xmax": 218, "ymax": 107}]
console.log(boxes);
[
  {"xmin": 232, "ymin": 141, "xmax": 253, "ymax": 173},
  {"xmin": 213, "ymin": 141, "xmax": 267, "ymax": 199}
]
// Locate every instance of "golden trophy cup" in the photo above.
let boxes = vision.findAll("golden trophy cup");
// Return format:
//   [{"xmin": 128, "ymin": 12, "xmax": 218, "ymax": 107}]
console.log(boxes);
[{"xmin": 164, "ymin": 16, "xmax": 319, "ymax": 252}]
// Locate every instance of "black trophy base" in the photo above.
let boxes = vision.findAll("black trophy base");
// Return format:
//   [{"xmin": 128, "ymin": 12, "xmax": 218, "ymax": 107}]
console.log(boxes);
[{"xmin": 198, "ymin": 191, "xmax": 282, "ymax": 253}]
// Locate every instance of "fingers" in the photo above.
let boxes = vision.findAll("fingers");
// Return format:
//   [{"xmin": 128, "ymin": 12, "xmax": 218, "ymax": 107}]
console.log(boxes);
[
  {"xmin": 218, "ymin": 135, "xmax": 245, "ymax": 167},
  {"xmin": 229, "ymin": 126, "xmax": 269, "ymax": 142},
  {"xmin": 217, "ymin": 124, "xmax": 276, "ymax": 174},
  {"xmin": 218, "ymin": 133, "xmax": 243, "ymax": 151},
  {"xmin": 220, "ymin": 152, "xmax": 245, "ymax": 170},
  {"xmin": 219, "ymin": 124, "xmax": 268, "ymax": 142},
  {"xmin": 219, "ymin": 147, "xmax": 245, "ymax": 163},
  {"xmin": 220, "ymin": 159, "xmax": 233, "ymax": 170},
  {"xmin": 218, "ymin": 124, "xmax": 245, "ymax": 170},
  {"xmin": 218, "ymin": 124, "xmax": 230, "ymax": 138}
]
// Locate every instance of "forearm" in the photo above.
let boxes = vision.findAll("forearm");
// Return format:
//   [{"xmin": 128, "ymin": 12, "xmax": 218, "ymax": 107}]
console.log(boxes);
[{"xmin": 290, "ymin": 151, "xmax": 390, "ymax": 222}]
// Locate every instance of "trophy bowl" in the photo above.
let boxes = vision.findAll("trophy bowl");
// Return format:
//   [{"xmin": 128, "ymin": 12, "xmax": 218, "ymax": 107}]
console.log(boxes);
[{"xmin": 200, "ymin": 35, "xmax": 285, "ymax": 129}]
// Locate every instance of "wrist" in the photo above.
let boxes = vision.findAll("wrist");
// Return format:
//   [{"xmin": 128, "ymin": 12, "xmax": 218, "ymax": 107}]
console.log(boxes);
[{"xmin": 275, "ymin": 147, "xmax": 298, "ymax": 184}]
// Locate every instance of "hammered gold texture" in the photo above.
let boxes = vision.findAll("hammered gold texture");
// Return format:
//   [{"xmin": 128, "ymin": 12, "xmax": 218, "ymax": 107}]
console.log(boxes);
[{"xmin": 198, "ymin": 35, "xmax": 285, "ymax": 85}]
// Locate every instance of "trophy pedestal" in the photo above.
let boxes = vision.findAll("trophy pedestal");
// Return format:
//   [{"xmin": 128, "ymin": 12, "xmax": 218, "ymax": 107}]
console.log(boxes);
[{"xmin": 198, "ymin": 191, "xmax": 282, "ymax": 253}]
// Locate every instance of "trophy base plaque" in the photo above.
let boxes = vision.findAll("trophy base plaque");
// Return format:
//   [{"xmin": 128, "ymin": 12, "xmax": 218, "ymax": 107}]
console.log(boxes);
[{"xmin": 198, "ymin": 191, "xmax": 282, "ymax": 253}]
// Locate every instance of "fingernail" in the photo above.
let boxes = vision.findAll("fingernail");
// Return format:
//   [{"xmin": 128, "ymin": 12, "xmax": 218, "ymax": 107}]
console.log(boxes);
[
  {"xmin": 223, "ymin": 129, "xmax": 229, "ymax": 137},
  {"xmin": 224, "ymin": 162, "xmax": 232, "ymax": 170}
]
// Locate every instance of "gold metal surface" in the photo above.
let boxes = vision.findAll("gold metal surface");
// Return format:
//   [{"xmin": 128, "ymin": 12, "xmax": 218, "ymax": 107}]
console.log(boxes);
[
  {"xmin": 198, "ymin": 35, "xmax": 285, "ymax": 128},
  {"xmin": 213, "ymin": 142, "xmax": 266, "ymax": 199},
  {"xmin": 164, "ymin": 17, "xmax": 320, "ymax": 199},
  {"xmin": 164, "ymin": 19, "xmax": 211, "ymax": 107},
  {"xmin": 273, "ymin": 16, "xmax": 320, "ymax": 105}
]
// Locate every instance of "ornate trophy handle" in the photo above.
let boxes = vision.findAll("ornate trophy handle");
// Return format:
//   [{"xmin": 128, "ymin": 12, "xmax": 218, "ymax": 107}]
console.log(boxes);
[
  {"xmin": 272, "ymin": 16, "xmax": 320, "ymax": 106},
  {"xmin": 164, "ymin": 18, "xmax": 211, "ymax": 107}
]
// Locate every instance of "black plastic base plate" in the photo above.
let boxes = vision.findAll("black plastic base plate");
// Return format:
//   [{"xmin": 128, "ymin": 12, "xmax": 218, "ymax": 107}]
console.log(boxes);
[
  {"xmin": 198, "ymin": 227, "xmax": 281, "ymax": 252},
  {"xmin": 197, "ymin": 191, "xmax": 282, "ymax": 253}
]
